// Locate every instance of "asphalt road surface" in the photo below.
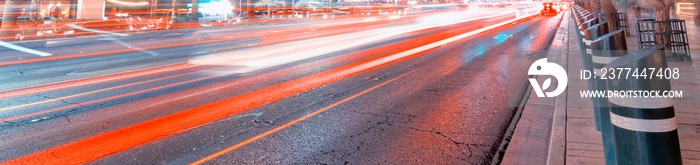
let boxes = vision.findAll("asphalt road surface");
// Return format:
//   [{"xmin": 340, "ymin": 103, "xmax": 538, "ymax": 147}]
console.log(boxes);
[{"xmin": 0, "ymin": 6, "xmax": 564, "ymax": 164}]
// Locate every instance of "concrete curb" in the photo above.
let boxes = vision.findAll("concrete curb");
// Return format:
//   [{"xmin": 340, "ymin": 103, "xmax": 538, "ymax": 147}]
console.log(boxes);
[
  {"xmin": 500, "ymin": 10, "xmax": 570, "ymax": 165},
  {"xmin": 546, "ymin": 11, "xmax": 569, "ymax": 165}
]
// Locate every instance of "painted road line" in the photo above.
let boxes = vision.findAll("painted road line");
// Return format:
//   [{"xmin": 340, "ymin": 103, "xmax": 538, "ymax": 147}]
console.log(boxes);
[
  {"xmin": 190, "ymin": 70, "xmax": 416, "ymax": 165},
  {"xmin": 0, "ymin": 40, "xmax": 52, "ymax": 56},
  {"xmin": 3, "ymin": 12, "xmax": 537, "ymax": 165}
]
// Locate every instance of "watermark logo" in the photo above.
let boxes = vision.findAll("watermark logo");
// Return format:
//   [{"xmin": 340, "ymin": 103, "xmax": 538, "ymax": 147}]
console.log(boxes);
[{"xmin": 528, "ymin": 58, "xmax": 567, "ymax": 97}]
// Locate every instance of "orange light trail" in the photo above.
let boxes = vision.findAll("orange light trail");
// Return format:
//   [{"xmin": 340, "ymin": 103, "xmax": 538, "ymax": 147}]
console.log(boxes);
[
  {"xmin": 0, "ymin": 12, "xmax": 410, "ymax": 66},
  {"xmin": 0, "ymin": 12, "xmax": 448, "ymax": 122},
  {"xmin": 1, "ymin": 49, "xmax": 405, "ymax": 164},
  {"xmin": 0, "ymin": 65, "xmax": 228, "ymax": 121},
  {"xmin": 1, "ymin": 8, "xmax": 537, "ymax": 164},
  {"xmin": 1, "ymin": 22, "xmax": 471, "ymax": 164},
  {"xmin": 191, "ymin": 10, "xmax": 543, "ymax": 164},
  {"xmin": 0, "ymin": 18, "xmax": 403, "ymax": 98},
  {"xmin": 0, "ymin": 11, "xmax": 443, "ymax": 99},
  {"xmin": 4, "ymin": 12, "xmax": 532, "ymax": 164},
  {"xmin": 0, "ymin": 3, "xmax": 447, "ymax": 41},
  {"xmin": 0, "ymin": 63, "xmax": 196, "ymax": 99},
  {"xmin": 190, "ymin": 69, "xmax": 416, "ymax": 165}
]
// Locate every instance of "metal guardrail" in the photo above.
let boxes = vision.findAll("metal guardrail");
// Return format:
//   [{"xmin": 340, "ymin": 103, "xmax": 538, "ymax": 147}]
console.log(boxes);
[
  {"xmin": 572, "ymin": 4, "xmax": 684, "ymax": 164},
  {"xmin": 601, "ymin": 13, "xmax": 630, "ymax": 35},
  {"xmin": 581, "ymin": 17, "xmax": 600, "ymax": 30},
  {"xmin": 572, "ymin": 7, "xmax": 600, "ymax": 132},
  {"xmin": 636, "ymin": 19, "xmax": 692, "ymax": 62},
  {"xmin": 573, "ymin": 6, "xmax": 620, "ymax": 164},
  {"xmin": 590, "ymin": 29, "xmax": 628, "ymax": 165}
]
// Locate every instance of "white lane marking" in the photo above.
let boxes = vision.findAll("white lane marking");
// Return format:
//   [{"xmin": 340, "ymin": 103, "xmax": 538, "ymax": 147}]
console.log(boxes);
[
  {"xmin": 100, "ymin": 37, "xmax": 159, "ymax": 56},
  {"xmin": 65, "ymin": 23, "xmax": 129, "ymax": 37},
  {"xmin": 0, "ymin": 40, "xmax": 53, "ymax": 56},
  {"xmin": 530, "ymin": 35, "xmax": 539, "ymax": 39},
  {"xmin": 231, "ymin": 112, "xmax": 263, "ymax": 119},
  {"xmin": 347, "ymin": 12, "xmax": 541, "ymax": 75},
  {"xmin": 189, "ymin": 11, "xmax": 517, "ymax": 71},
  {"xmin": 64, "ymin": 23, "xmax": 158, "ymax": 56},
  {"xmin": 46, "ymin": 39, "xmax": 77, "ymax": 46}
]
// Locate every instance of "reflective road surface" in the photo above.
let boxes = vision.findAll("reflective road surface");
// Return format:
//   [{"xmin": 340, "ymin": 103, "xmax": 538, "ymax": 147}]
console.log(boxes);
[{"xmin": 0, "ymin": 6, "xmax": 565, "ymax": 164}]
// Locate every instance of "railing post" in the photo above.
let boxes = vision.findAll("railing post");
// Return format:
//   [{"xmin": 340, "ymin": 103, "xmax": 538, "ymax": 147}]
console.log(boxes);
[
  {"xmin": 601, "ymin": 13, "xmax": 630, "ymax": 36},
  {"xmin": 590, "ymin": 29, "xmax": 628, "ymax": 165},
  {"xmin": 581, "ymin": 17, "xmax": 600, "ymax": 30},
  {"xmin": 604, "ymin": 45, "xmax": 683, "ymax": 165},
  {"xmin": 581, "ymin": 21, "xmax": 610, "ymax": 132}
]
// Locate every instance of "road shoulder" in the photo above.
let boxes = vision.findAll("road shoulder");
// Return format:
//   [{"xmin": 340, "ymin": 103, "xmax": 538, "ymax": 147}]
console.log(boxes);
[{"xmin": 500, "ymin": 10, "xmax": 570, "ymax": 165}]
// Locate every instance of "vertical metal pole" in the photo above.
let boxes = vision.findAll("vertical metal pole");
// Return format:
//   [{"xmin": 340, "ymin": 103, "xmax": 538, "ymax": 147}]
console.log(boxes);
[
  {"xmin": 574, "ymin": 7, "xmax": 595, "ymax": 129},
  {"xmin": 102, "ymin": 0, "xmax": 106, "ymax": 19},
  {"xmin": 584, "ymin": 21, "xmax": 610, "ymax": 132},
  {"xmin": 591, "ymin": 29, "xmax": 628, "ymax": 165},
  {"xmin": 582, "ymin": 16, "xmax": 599, "ymax": 30},
  {"xmin": 573, "ymin": 8, "xmax": 603, "ymax": 132},
  {"xmin": 605, "ymin": 45, "xmax": 683, "ymax": 165}
]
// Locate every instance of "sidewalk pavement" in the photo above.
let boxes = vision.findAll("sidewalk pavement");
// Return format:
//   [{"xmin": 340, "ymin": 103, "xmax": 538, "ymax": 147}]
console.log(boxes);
[{"xmin": 502, "ymin": 10, "xmax": 700, "ymax": 165}]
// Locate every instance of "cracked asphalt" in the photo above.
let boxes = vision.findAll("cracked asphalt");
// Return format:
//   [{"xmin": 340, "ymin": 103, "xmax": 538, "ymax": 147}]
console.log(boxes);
[
  {"xmin": 94, "ymin": 15, "xmax": 562, "ymax": 164},
  {"xmin": 0, "ymin": 8, "xmax": 564, "ymax": 164}
]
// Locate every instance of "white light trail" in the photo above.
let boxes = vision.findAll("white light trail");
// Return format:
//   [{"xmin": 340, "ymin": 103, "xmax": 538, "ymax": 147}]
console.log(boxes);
[{"xmin": 0, "ymin": 40, "xmax": 53, "ymax": 57}]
